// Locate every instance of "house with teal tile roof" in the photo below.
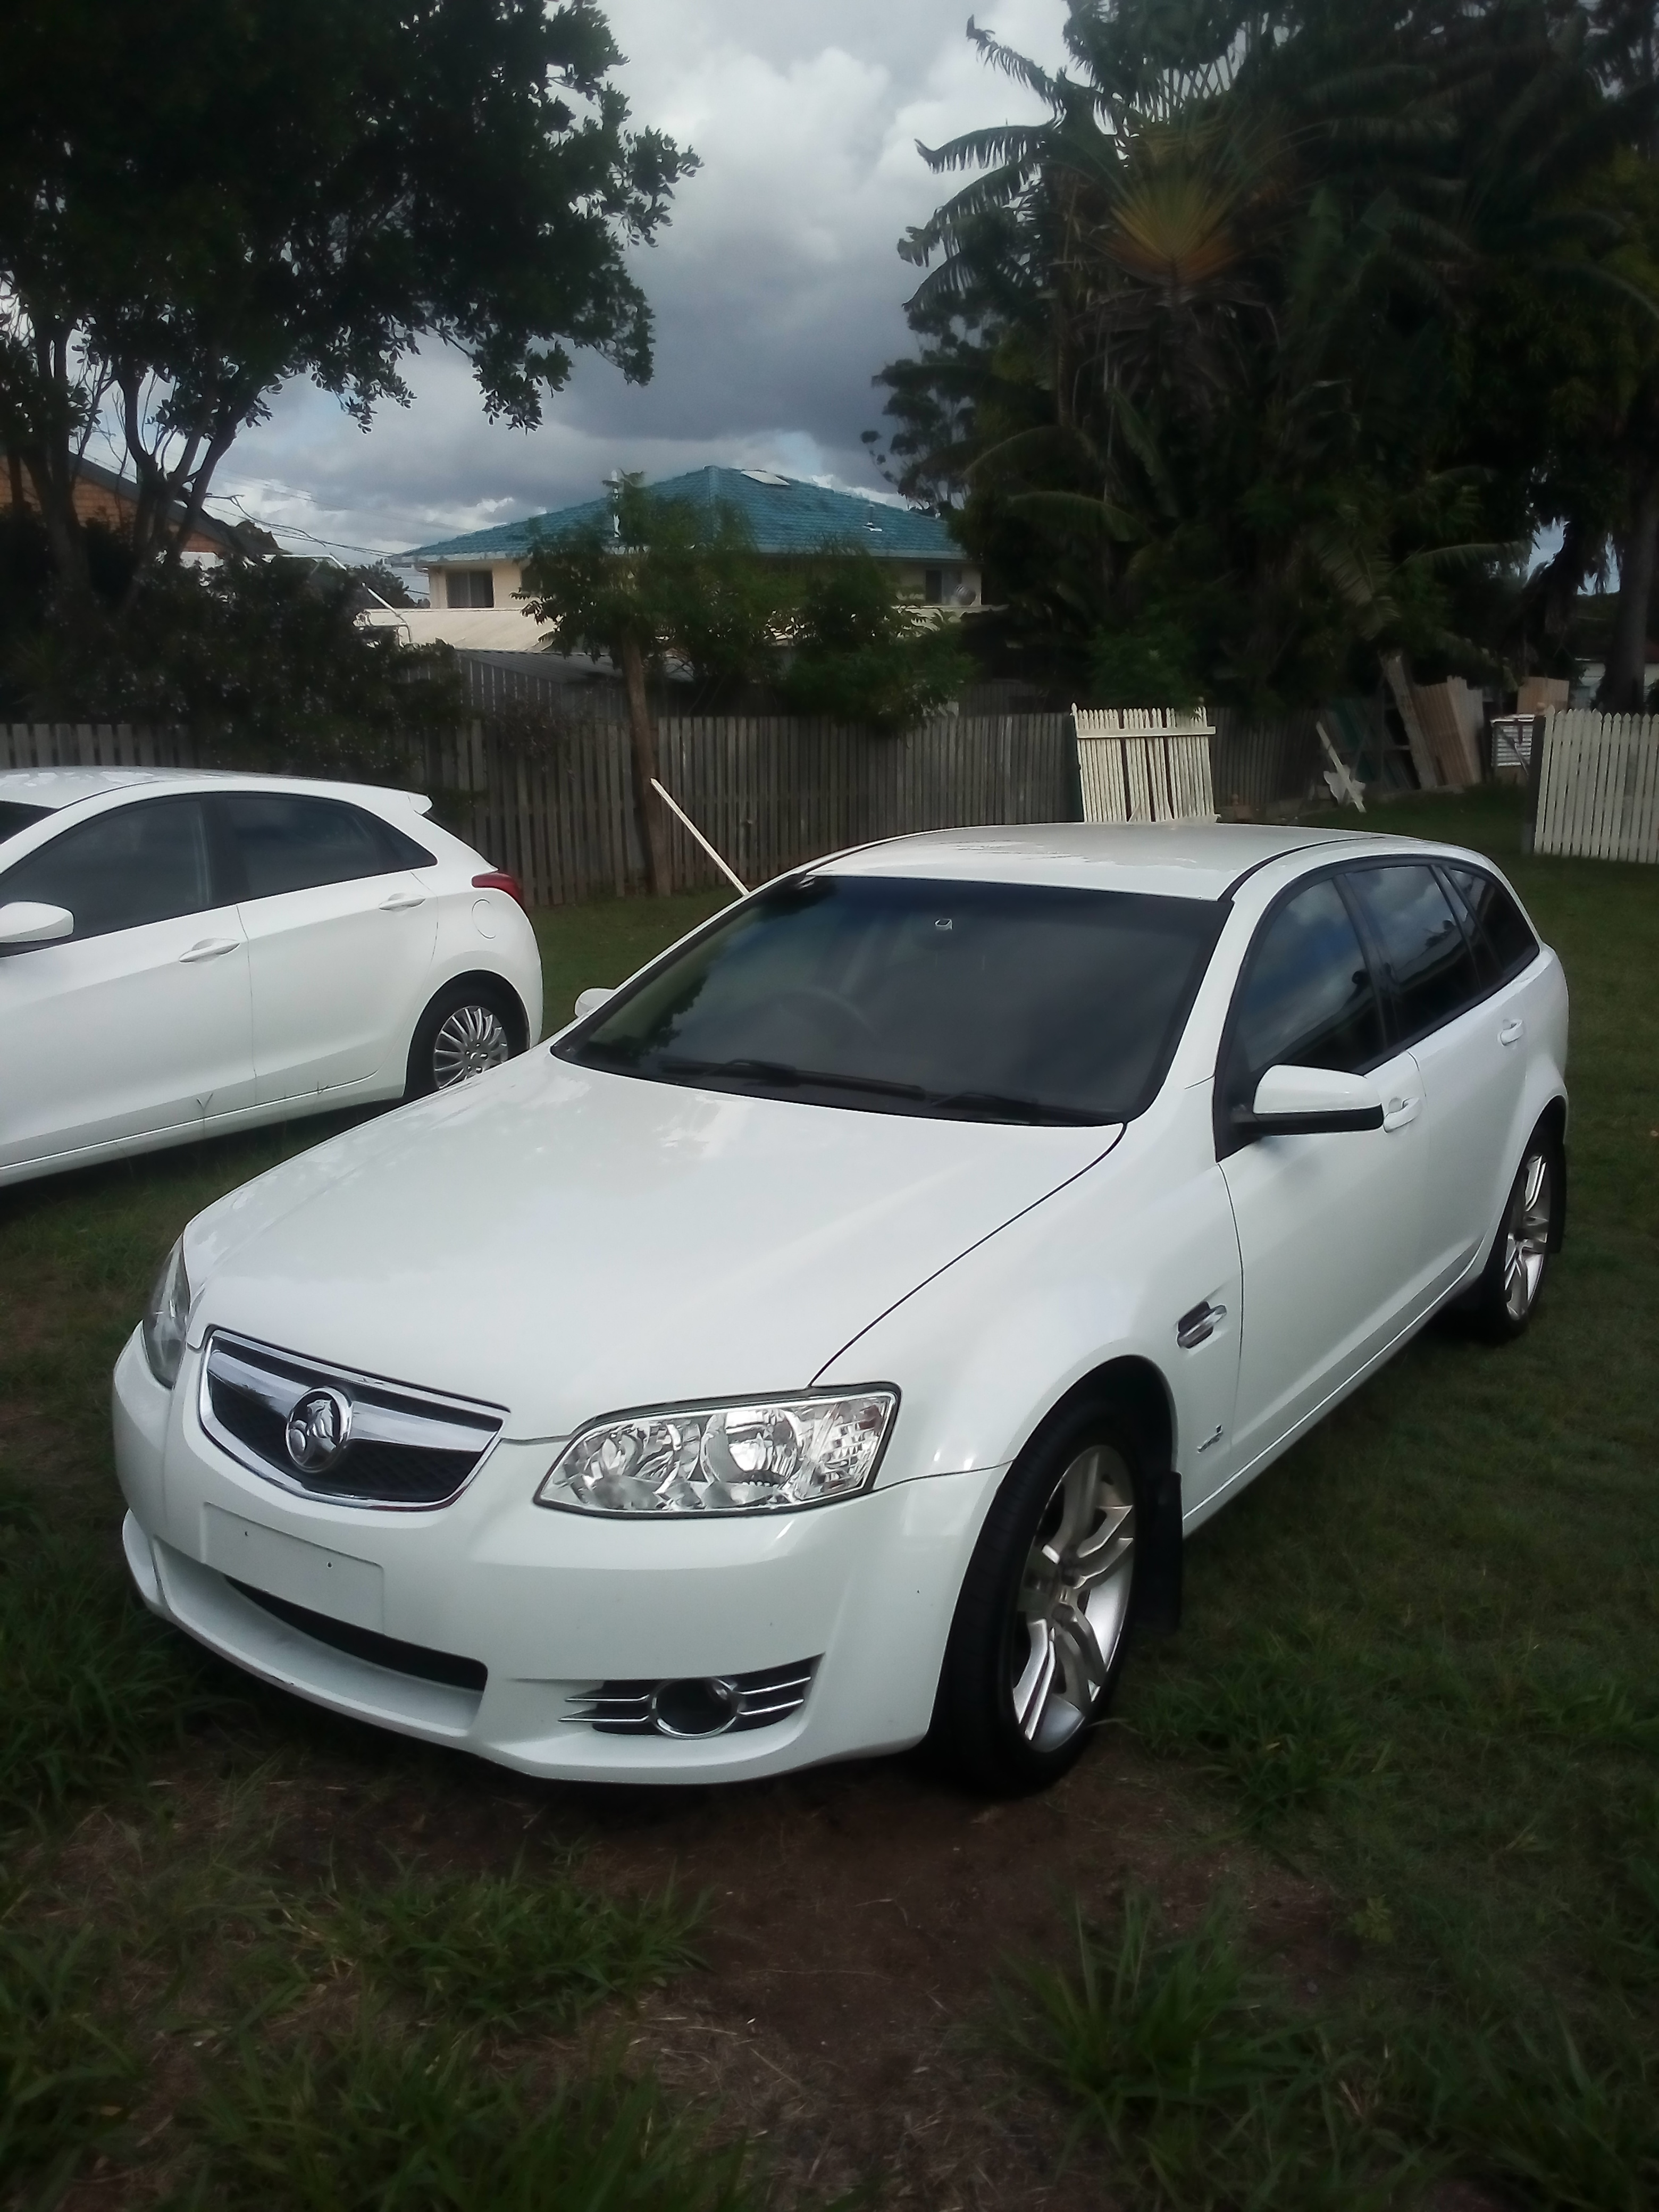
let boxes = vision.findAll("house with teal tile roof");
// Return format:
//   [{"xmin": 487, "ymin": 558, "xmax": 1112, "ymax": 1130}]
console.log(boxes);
[{"xmin": 399, "ymin": 467, "xmax": 979, "ymax": 638}]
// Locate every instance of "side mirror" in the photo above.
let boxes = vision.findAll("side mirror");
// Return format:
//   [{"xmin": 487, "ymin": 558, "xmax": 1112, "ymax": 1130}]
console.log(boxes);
[
  {"xmin": 573, "ymin": 986, "xmax": 616, "ymax": 1020},
  {"xmin": 0, "ymin": 901, "xmax": 73, "ymax": 951},
  {"xmin": 1234, "ymin": 1063, "xmax": 1385, "ymax": 1138}
]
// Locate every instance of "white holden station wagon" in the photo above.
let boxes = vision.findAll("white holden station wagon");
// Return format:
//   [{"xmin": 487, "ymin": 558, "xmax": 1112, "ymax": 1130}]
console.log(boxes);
[
  {"xmin": 0, "ymin": 767, "xmax": 542, "ymax": 1187},
  {"xmin": 112, "ymin": 823, "xmax": 1566, "ymax": 1795}
]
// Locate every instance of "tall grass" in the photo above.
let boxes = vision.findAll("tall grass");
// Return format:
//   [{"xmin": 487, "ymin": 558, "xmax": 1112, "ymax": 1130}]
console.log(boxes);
[
  {"xmin": 1000, "ymin": 1893, "xmax": 1414, "ymax": 2211},
  {"xmin": 0, "ymin": 1920, "xmax": 139, "ymax": 2201}
]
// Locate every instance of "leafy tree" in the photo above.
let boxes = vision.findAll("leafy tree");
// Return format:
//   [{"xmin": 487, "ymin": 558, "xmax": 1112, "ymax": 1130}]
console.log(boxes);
[
  {"xmin": 0, "ymin": 0, "xmax": 693, "ymax": 609},
  {"xmin": 7, "ymin": 558, "xmax": 462, "ymax": 778},
  {"xmin": 872, "ymin": 1, "xmax": 1655, "ymax": 716},
  {"xmin": 520, "ymin": 482, "xmax": 790, "ymax": 891},
  {"xmin": 778, "ymin": 552, "xmax": 971, "ymax": 732}
]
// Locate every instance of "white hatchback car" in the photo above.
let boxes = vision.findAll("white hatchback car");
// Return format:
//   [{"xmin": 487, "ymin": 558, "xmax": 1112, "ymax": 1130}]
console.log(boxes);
[
  {"xmin": 0, "ymin": 768, "xmax": 543, "ymax": 1186},
  {"xmin": 112, "ymin": 824, "xmax": 1566, "ymax": 1795}
]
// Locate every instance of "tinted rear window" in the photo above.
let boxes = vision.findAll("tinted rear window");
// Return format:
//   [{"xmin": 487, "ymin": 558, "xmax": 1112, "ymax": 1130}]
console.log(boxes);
[
  {"xmin": 0, "ymin": 801, "xmax": 52, "ymax": 845},
  {"xmin": 221, "ymin": 793, "xmax": 434, "ymax": 898},
  {"xmin": 1346, "ymin": 864, "xmax": 1484, "ymax": 1041},
  {"xmin": 1443, "ymin": 865, "xmax": 1539, "ymax": 984},
  {"xmin": 564, "ymin": 874, "xmax": 1224, "ymax": 1124}
]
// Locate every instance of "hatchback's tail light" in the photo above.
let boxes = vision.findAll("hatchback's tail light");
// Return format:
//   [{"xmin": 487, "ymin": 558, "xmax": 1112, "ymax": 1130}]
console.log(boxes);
[{"xmin": 472, "ymin": 871, "xmax": 527, "ymax": 911}]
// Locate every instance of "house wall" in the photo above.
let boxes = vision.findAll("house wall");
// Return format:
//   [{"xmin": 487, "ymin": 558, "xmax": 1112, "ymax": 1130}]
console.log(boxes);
[
  {"xmin": 0, "ymin": 457, "xmax": 225, "ymax": 555},
  {"xmin": 424, "ymin": 555, "xmax": 982, "ymax": 613}
]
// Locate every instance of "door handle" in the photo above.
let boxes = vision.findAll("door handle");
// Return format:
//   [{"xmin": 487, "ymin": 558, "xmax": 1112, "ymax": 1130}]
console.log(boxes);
[
  {"xmin": 178, "ymin": 937, "xmax": 240, "ymax": 962},
  {"xmin": 1176, "ymin": 1300, "xmax": 1227, "ymax": 1348},
  {"xmin": 1498, "ymin": 1017, "xmax": 1524, "ymax": 1047},
  {"xmin": 1382, "ymin": 1094, "xmax": 1421, "ymax": 1132},
  {"xmin": 379, "ymin": 890, "xmax": 426, "ymax": 911}
]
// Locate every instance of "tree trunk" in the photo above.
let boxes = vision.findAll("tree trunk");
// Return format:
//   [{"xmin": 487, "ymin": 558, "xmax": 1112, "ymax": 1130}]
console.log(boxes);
[
  {"xmin": 1380, "ymin": 651, "xmax": 1439, "ymax": 789},
  {"xmin": 1602, "ymin": 467, "xmax": 1659, "ymax": 712},
  {"xmin": 621, "ymin": 633, "xmax": 667, "ymax": 895}
]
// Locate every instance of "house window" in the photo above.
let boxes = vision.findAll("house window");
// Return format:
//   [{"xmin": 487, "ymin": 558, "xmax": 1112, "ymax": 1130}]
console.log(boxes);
[
  {"xmin": 446, "ymin": 569, "xmax": 495, "ymax": 609},
  {"xmin": 924, "ymin": 568, "xmax": 945, "ymax": 604}
]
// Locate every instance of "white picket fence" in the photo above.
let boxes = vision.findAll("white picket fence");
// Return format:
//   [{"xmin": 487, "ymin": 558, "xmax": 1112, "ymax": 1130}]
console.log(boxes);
[
  {"xmin": 1534, "ymin": 710, "xmax": 1659, "ymax": 864},
  {"xmin": 1073, "ymin": 706, "xmax": 1217, "ymax": 824}
]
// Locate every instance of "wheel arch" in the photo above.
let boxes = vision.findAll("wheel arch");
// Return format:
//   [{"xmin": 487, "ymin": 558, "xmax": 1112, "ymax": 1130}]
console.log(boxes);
[{"xmin": 416, "ymin": 967, "xmax": 531, "ymax": 1051}]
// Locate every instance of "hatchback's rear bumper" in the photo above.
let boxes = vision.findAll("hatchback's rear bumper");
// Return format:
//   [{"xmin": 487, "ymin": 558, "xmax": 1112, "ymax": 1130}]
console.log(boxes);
[{"xmin": 113, "ymin": 1328, "xmax": 1000, "ymax": 1782}]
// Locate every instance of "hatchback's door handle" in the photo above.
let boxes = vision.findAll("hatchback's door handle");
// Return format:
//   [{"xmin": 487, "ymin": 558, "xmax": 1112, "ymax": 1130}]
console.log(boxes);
[
  {"xmin": 178, "ymin": 937, "xmax": 240, "ymax": 963},
  {"xmin": 1382, "ymin": 1095, "xmax": 1422, "ymax": 1132},
  {"xmin": 1498, "ymin": 1017, "xmax": 1524, "ymax": 1046},
  {"xmin": 379, "ymin": 889, "xmax": 426, "ymax": 911}
]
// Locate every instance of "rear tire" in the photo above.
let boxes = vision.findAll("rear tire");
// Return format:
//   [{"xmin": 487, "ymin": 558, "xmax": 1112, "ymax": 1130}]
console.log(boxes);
[
  {"xmin": 1463, "ymin": 1126, "xmax": 1560, "ymax": 1342},
  {"xmin": 404, "ymin": 979, "xmax": 525, "ymax": 1100},
  {"xmin": 931, "ymin": 1396, "xmax": 1146, "ymax": 1796}
]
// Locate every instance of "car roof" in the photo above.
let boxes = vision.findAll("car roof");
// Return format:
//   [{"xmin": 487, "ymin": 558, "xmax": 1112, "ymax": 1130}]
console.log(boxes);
[
  {"xmin": 818, "ymin": 822, "xmax": 1395, "ymax": 901},
  {"xmin": 0, "ymin": 766, "xmax": 433, "ymax": 816}
]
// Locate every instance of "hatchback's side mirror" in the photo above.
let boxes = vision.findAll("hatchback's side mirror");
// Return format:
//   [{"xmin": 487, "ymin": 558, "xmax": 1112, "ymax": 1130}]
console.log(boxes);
[
  {"xmin": 573, "ymin": 986, "xmax": 615, "ymax": 1020},
  {"xmin": 1234, "ymin": 1062, "xmax": 1385, "ymax": 1138},
  {"xmin": 0, "ymin": 900, "xmax": 73, "ymax": 951}
]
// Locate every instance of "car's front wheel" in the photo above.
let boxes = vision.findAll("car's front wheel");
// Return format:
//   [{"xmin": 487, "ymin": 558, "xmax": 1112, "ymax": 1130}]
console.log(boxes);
[
  {"xmin": 405, "ymin": 979, "xmax": 525, "ymax": 1100},
  {"xmin": 931, "ymin": 1399, "xmax": 1144, "ymax": 1795}
]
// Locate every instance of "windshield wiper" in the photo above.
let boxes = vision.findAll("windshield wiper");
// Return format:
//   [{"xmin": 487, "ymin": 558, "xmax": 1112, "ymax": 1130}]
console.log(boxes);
[
  {"xmin": 657, "ymin": 1055, "xmax": 930, "ymax": 1102},
  {"xmin": 927, "ymin": 1089, "xmax": 1105, "ymax": 1127}
]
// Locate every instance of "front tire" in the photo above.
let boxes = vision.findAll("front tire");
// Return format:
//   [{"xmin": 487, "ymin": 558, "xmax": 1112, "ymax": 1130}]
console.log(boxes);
[
  {"xmin": 931, "ymin": 1400, "xmax": 1144, "ymax": 1796},
  {"xmin": 404, "ymin": 980, "xmax": 524, "ymax": 1100}
]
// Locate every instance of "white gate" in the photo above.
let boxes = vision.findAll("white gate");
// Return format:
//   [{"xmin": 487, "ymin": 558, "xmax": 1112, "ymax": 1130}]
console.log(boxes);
[
  {"xmin": 1533, "ymin": 710, "xmax": 1659, "ymax": 864},
  {"xmin": 1073, "ymin": 706, "xmax": 1217, "ymax": 824}
]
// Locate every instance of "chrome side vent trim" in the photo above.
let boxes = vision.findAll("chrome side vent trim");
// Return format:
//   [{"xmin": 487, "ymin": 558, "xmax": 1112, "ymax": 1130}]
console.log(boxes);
[{"xmin": 563, "ymin": 1658, "xmax": 819, "ymax": 1738}]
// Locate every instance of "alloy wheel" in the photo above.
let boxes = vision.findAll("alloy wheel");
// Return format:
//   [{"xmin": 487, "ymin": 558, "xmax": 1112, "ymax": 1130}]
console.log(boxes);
[
  {"xmin": 1503, "ymin": 1150, "xmax": 1552, "ymax": 1323},
  {"xmin": 1011, "ymin": 1444, "xmax": 1135, "ymax": 1752},
  {"xmin": 432, "ymin": 1003, "xmax": 511, "ymax": 1088}
]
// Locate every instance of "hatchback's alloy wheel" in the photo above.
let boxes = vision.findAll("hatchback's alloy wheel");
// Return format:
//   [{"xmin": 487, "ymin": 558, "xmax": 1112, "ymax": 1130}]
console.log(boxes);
[{"xmin": 432, "ymin": 1002, "xmax": 512, "ymax": 1088}]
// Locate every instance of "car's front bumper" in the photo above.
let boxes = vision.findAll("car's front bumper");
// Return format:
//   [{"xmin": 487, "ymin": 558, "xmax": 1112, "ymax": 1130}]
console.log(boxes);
[{"xmin": 112, "ymin": 1328, "xmax": 1001, "ymax": 1782}]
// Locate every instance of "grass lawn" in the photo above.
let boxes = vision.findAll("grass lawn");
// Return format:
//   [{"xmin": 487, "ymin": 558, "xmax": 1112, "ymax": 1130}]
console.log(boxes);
[{"xmin": 1, "ymin": 784, "xmax": 1655, "ymax": 2208}]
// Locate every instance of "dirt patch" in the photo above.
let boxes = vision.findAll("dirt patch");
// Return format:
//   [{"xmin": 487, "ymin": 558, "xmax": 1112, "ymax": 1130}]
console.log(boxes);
[{"xmin": 48, "ymin": 1703, "xmax": 1344, "ymax": 2208}]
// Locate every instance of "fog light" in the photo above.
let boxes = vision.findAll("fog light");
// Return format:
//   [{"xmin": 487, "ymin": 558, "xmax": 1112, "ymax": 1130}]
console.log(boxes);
[{"xmin": 650, "ymin": 1677, "xmax": 740, "ymax": 1738}]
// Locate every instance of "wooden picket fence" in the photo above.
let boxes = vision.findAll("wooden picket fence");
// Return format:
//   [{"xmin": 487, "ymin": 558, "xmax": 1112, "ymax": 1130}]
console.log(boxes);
[
  {"xmin": 1072, "ymin": 706, "xmax": 1217, "ymax": 823},
  {"xmin": 2, "ymin": 705, "xmax": 1334, "ymax": 902},
  {"xmin": 460, "ymin": 714, "xmax": 1074, "ymax": 903},
  {"xmin": 1533, "ymin": 709, "xmax": 1659, "ymax": 864}
]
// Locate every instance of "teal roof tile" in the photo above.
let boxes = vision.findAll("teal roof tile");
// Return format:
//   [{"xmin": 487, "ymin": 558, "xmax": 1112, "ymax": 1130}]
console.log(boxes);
[{"xmin": 405, "ymin": 466, "xmax": 963, "ymax": 565}]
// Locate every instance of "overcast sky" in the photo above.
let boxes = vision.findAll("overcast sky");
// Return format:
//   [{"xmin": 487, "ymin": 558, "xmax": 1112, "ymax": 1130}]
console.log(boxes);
[{"xmin": 205, "ymin": 1, "xmax": 1070, "ymax": 567}]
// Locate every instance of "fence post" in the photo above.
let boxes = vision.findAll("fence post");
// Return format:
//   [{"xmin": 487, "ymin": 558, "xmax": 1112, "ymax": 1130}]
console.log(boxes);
[{"xmin": 1521, "ymin": 713, "xmax": 1547, "ymax": 853}]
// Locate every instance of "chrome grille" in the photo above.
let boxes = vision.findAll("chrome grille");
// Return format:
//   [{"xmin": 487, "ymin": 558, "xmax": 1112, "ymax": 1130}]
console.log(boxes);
[
  {"xmin": 199, "ymin": 1330, "xmax": 504, "ymax": 1509},
  {"xmin": 563, "ymin": 1658, "xmax": 819, "ymax": 1738}
]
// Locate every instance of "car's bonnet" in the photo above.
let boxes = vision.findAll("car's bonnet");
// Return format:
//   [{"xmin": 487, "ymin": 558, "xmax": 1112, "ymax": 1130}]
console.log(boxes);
[{"xmin": 185, "ymin": 1050, "xmax": 1120, "ymax": 1436}]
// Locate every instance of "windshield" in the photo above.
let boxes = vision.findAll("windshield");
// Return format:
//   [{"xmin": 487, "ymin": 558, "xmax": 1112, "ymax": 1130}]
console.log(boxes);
[
  {"xmin": 0, "ymin": 801, "xmax": 52, "ymax": 849},
  {"xmin": 561, "ymin": 874, "xmax": 1223, "ymax": 1124}
]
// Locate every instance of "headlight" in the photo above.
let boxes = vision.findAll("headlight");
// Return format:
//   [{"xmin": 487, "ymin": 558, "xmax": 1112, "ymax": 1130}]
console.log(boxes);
[
  {"xmin": 535, "ymin": 1390, "xmax": 898, "ymax": 1516},
  {"xmin": 141, "ymin": 1237, "xmax": 191, "ymax": 1389}
]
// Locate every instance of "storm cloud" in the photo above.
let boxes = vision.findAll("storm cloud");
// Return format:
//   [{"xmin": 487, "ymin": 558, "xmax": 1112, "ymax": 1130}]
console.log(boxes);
[{"xmin": 208, "ymin": 1, "xmax": 1069, "ymax": 564}]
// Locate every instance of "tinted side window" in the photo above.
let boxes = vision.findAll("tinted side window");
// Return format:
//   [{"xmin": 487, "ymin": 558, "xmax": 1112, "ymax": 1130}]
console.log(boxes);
[
  {"xmin": 1346, "ymin": 865, "xmax": 1483, "ymax": 1041},
  {"xmin": 222, "ymin": 794, "xmax": 422, "ymax": 899},
  {"xmin": 0, "ymin": 798, "xmax": 212, "ymax": 939},
  {"xmin": 1225, "ymin": 879, "xmax": 1385, "ymax": 1116},
  {"xmin": 1443, "ymin": 865, "xmax": 1539, "ymax": 984}
]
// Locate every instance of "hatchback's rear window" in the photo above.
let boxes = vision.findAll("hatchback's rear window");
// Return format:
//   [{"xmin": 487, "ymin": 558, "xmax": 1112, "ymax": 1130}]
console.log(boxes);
[
  {"xmin": 563, "ymin": 874, "xmax": 1224, "ymax": 1124},
  {"xmin": 0, "ymin": 801, "xmax": 52, "ymax": 845}
]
